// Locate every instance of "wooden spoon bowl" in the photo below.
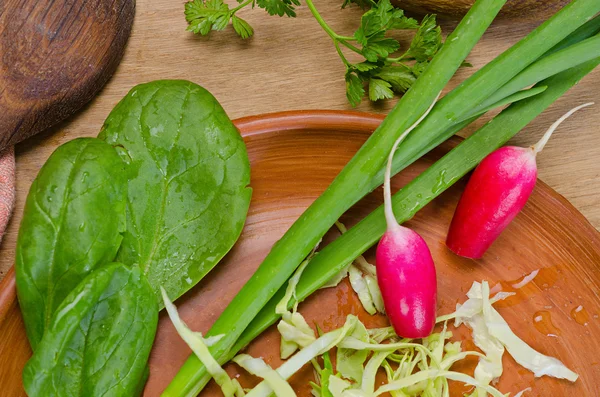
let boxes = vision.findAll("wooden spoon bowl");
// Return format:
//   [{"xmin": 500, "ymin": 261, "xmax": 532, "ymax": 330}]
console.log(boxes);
[{"xmin": 0, "ymin": 0, "xmax": 135, "ymax": 151}]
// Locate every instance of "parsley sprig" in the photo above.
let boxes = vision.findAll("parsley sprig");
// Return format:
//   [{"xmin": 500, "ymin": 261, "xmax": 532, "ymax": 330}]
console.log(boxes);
[{"xmin": 184, "ymin": 0, "xmax": 444, "ymax": 106}]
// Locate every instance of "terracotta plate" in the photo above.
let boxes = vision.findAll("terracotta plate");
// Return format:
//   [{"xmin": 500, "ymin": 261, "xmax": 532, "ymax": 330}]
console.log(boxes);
[{"xmin": 1, "ymin": 111, "xmax": 599, "ymax": 396}]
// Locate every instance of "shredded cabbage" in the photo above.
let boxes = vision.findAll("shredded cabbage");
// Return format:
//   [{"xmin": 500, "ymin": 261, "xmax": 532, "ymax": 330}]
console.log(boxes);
[
  {"xmin": 331, "ymin": 222, "xmax": 385, "ymax": 315},
  {"xmin": 336, "ymin": 319, "xmax": 370, "ymax": 383},
  {"xmin": 328, "ymin": 375, "xmax": 352, "ymax": 396},
  {"xmin": 479, "ymin": 281, "xmax": 578, "ymax": 382},
  {"xmin": 349, "ymin": 265, "xmax": 377, "ymax": 315},
  {"xmin": 246, "ymin": 316, "xmax": 360, "ymax": 397},
  {"xmin": 160, "ymin": 287, "xmax": 237, "ymax": 397},
  {"xmin": 460, "ymin": 312, "xmax": 505, "ymax": 396},
  {"xmin": 233, "ymin": 354, "xmax": 296, "ymax": 397},
  {"xmin": 321, "ymin": 265, "xmax": 350, "ymax": 289},
  {"xmin": 276, "ymin": 250, "xmax": 317, "ymax": 358},
  {"xmin": 165, "ymin": 274, "xmax": 578, "ymax": 397},
  {"xmin": 375, "ymin": 370, "xmax": 506, "ymax": 397}
]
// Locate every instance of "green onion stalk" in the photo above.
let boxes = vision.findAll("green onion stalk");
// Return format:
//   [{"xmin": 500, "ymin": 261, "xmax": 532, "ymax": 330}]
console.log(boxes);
[{"xmin": 163, "ymin": 1, "xmax": 600, "ymax": 394}]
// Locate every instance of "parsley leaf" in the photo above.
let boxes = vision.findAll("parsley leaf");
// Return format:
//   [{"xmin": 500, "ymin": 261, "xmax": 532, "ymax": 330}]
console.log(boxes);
[
  {"xmin": 374, "ymin": 65, "xmax": 415, "ymax": 93},
  {"xmin": 353, "ymin": 61, "xmax": 381, "ymax": 72},
  {"xmin": 412, "ymin": 61, "xmax": 429, "ymax": 77},
  {"xmin": 232, "ymin": 15, "xmax": 254, "ymax": 39},
  {"xmin": 257, "ymin": 0, "xmax": 300, "ymax": 17},
  {"xmin": 342, "ymin": 0, "xmax": 374, "ymax": 9},
  {"xmin": 346, "ymin": 72, "xmax": 365, "ymax": 107},
  {"xmin": 368, "ymin": 78, "xmax": 394, "ymax": 101},
  {"xmin": 389, "ymin": 13, "xmax": 419, "ymax": 30},
  {"xmin": 184, "ymin": 0, "xmax": 454, "ymax": 106},
  {"xmin": 185, "ymin": 0, "xmax": 230, "ymax": 35},
  {"xmin": 405, "ymin": 14, "xmax": 442, "ymax": 62},
  {"xmin": 361, "ymin": 32, "xmax": 400, "ymax": 62}
]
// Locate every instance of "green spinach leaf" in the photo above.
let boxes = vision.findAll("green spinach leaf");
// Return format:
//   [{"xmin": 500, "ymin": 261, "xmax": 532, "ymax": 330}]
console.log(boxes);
[
  {"xmin": 98, "ymin": 80, "xmax": 251, "ymax": 304},
  {"xmin": 23, "ymin": 263, "xmax": 158, "ymax": 397},
  {"xmin": 15, "ymin": 138, "xmax": 127, "ymax": 350}
]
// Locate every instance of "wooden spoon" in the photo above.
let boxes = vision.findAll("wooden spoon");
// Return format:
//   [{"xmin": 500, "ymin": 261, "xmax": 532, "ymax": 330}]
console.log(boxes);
[{"xmin": 0, "ymin": 0, "xmax": 135, "ymax": 151}]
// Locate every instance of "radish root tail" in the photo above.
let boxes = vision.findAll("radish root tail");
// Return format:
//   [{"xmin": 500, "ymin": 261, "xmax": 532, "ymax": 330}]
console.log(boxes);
[
  {"xmin": 384, "ymin": 93, "xmax": 442, "ymax": 229},
  {"xmin": 532, "ymin": 102, "xmax": 594, "ymax": 155}
]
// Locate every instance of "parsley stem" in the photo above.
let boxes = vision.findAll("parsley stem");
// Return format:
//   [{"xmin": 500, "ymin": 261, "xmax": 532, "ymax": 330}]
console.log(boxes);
[
  {"xmin": 338, "ymin": 39, "xmax": 363, "ymax": 55},
  {"xmin": 304, "ymin": 0, "xmax": 363, "ymax": 65},
  {"xmin": 334, "ymin": 41, "xmax": 351, "ymax": 67},
  {"xmin": 305, "ymin": 0, "xmax": 338, "ymax": 42},
  {"xmin": 231, "ymin": 0, "xmax": 252, "ymax": 14}
]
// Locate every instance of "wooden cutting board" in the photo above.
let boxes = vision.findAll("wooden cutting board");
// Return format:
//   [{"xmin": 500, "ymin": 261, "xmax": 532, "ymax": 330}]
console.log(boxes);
[{"xmin": 0, "ymin": 111, "xmax": 599, "ymax": 396}]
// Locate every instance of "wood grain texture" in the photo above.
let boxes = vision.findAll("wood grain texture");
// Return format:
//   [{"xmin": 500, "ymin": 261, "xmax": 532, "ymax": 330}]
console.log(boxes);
[
  {"xmin": 0, "ymin": 0, "xmax": 135, "ymax": 150},
  {"xmin": 397, "ymin": 0, "xmax": 570, "ymax": 20},
  {"xmin": 1, "ymin": 113, "xmax": 599, "ymax": 395},
  {"xmin": 0, "ymin": 0, "xmax": 598, "ymax": 283}
]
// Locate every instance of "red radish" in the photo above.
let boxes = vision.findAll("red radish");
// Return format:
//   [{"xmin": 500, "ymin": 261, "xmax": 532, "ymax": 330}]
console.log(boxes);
[
  {"xmin": 376, "ymin": 96, "xmax": 439, "ymax": 339},
  {"xmin": 447, "ymin": 103, "xmax": 594, "ymax": 259}
]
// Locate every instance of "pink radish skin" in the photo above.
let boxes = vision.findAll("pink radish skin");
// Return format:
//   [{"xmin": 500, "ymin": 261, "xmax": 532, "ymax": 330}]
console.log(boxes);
[
  {"xmin": 376, "ymin": 226, "xmax": 437, "ymax": 338},
  {"xmin": 447, "ymin": 103, "xmax": 594, "ymax": 259},
  {"xmin": 376, "ymin": 96, "xmax": 439, "ymax": 339}
]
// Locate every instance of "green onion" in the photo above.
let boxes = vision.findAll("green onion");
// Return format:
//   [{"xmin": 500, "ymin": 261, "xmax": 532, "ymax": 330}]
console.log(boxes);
[
  {"xmin": 164, "ymin": 1, "xmax": 600, "ymax": 394},
  {"xmin": 477, "ymin": 32, "xmax": 600, "ymax": 112}
]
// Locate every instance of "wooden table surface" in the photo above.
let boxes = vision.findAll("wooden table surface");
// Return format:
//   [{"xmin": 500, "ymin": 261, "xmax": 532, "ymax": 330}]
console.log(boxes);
[{"xmin": 0, "ymin": 1, "xmax": 599, "ymax": 279}]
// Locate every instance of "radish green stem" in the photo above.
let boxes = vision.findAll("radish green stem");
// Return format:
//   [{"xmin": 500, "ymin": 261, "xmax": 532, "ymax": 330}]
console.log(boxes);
[
  {"xmin": 384, "ymin": 95, "xmax": 440, "ymax": 228},
  {"xmin": 531, "ymin": 102, "xmax": 594, "ymax": 154}
]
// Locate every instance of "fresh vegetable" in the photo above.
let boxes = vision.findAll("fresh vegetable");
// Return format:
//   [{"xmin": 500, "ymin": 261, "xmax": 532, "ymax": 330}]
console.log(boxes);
[
  {"xmin": 310, "ymin": 346, "xmax": 334, "ymax": 397},
  {"xmin": 15, "ymin": 80, "xmax": 252, "ymax": 396},
  {"xmin": 306, "ymin": 0, "xmax": 443, "ymax": 106},
  {"xmin": 447, "ymin": 102, "xmax": 593, "ymax": 259},
  {"xmin": 15, "ymin": 138, "xmax": 127, "ymax": 350},
  {"xmin": 276, "ymin": 248, "xmax": 317, "ymax": 358},
  {"xmin": 233, "ymin": 354, "xmax": 296, "ymax": 396},
  {"xmin": 245, "ymin": 316, "xmax": 361, "ymax": 397},
  {"xmin": 324, "ymin": 222, "xmax": 384, "ymax": 315},
  {"xmin": 171, "ymin": 57, "xmax": 600, "ymax": 394},
  {"xmin": 165, "ymin": 273, "xmax": 575, "ymax": 395},
  {"xmin": 184, "ymin": 0, "xmax": 445, "ymax": 106},
  {"xmin": 451, "ymin": 281, "xmax": 578, "ymax": 385},
  {"xmin": 166, "ymin": 1, "xmax": 509, "ymax": 393},
  {"xmin": 165, "ymin": 0, "xmax": 600, "ymax": 396},
  {"xmin": 161, "ymin": 287, "xmax": 239, "ymax": 397},
  {"xmin": 375, "ymin": 96, "xmax": 439, "ymax": 338},
  {"xmin": 479, "ymin": 282, "xmax": 577, "ymax": 381},
  {"xmin": 99, "ymin": 80, "xmax": 252, "ymax": 305},
  {"xmin": 23, "ymin": 263, "xmax": 158, "ymax": 397}
]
